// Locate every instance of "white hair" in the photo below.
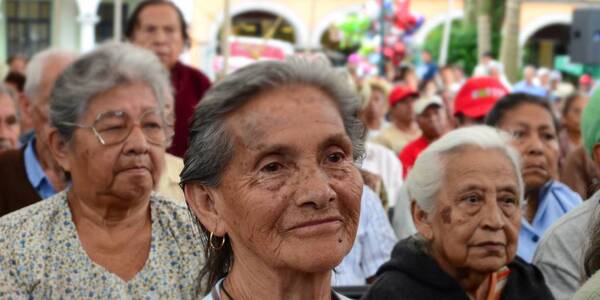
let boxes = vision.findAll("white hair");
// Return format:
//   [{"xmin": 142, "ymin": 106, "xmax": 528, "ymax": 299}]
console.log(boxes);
[
  {"xmin": 24, "ymin": 48, "xmax": 78, "ymax": 102},
  {"xmin": 406, "ymin": 125, "xmax": 524, "ymax": 213}
]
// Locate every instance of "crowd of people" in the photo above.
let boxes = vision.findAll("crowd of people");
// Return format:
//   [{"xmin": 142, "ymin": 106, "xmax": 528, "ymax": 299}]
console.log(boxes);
[{"xmin": 1, "ymin": 0, "xmax": 600, "ymax": 299}]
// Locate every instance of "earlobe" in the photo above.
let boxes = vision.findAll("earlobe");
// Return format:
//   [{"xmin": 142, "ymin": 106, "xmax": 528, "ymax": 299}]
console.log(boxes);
[
  {"xmin": 47, "ymin": 129, "xmax": 71, "ymax": 171},
  {"xmin": 184, "ymin": 183, "xmax": 227, "ymax": 236},
  {"xmin": 411, "ymin": 201, "xmax": 433, "ymax": 240}
]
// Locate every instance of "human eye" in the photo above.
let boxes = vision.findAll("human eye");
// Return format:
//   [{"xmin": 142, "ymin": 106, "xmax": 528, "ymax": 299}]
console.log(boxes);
[
  {"xmin": 260, "ymin": 161, "xmax": 284, "ymax": 173},
  {"xmin": 509, "ymin": 129, "xmax": 526, "ymax": 139},
  {"xmin": 541, "ymin": 131, "xmax": 556, "ymax": 141},
  {"xmin": 462, "ymin": 193, "xmax": 482, "ymax": 205},
  {"xmin": 325, "ymin": 152, "xmax": 346, "ymax": 164}
]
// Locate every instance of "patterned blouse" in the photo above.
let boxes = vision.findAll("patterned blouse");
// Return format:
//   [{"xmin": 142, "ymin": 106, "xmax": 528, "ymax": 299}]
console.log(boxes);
[{"xmin": 0, "ymin": 190, "xmax": 204, "ymax": 299}]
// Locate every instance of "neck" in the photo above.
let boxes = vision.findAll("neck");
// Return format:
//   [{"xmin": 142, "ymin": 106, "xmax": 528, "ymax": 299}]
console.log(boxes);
[
  {"xmin": 393, "ymin": 118, "xmax": 415, "ymax": 131},
  {"xmin": 224, "ymin": 253, "xmax": 333, "ymax": 300},
  {"xmin": 432, "ymin": 250, "xmax": 490, "ymax": 299},
  {"xmin": 68, "ymin": 188, "xmax": 151, "ymax": 229},
  {"xmin": 567, "ymin": 129, "xmax": 581, "ymax": 145},
  {"xmin": 524, "ymin": 188, "xmax": 540, "ymax": 223}
]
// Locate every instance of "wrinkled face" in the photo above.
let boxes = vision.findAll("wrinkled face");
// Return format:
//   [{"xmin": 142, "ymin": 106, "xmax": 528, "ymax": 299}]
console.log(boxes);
[
  {"xmin": 498, "ymin": 103, "xmax": 559, "ymax": 190},
  {"xmin": 62, "ymin": 83, "xmax": 165, "ymax": 201},
  {"xmin": 0, "ymin": 94, "xmax": 19, "ymax": 152},
  {"xmin": 214, "ymin": 85, "xmax": 363, "ymax": 273},
  {"xmin": 423, "ymin": 148, "xmax": 521, "ymax": 275},
  {"xmin": 390, "ymin": 96, "xmax": 416, "ymax": 124},
  {"xmin": 131, "ymin": 4, "xmax": 184, "ymax": 69},
  {"xmin": 564, "ymin": 96, "xmax": 588, "ymax": 133},
  {"xmin": 417, "ymin": 105, "xmax": 447, "ymax": 140}
]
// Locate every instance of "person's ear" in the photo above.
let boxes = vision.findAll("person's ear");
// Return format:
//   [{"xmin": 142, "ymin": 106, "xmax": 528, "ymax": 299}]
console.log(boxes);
[
  {"xmin": 47, "ymin": 129, "xmax": 71, "ymax": 171},
  {"xmin": 184, "ymin": 183, "xmax": 227, "ymax": 236},
  {"xmin": 412, "ymin": 201, "xmax": 433, "ymax": 240}
]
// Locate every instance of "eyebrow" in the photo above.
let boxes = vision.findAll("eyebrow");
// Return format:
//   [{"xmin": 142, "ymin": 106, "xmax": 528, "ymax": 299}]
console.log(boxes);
[
  {"xmin": 249, "ymin": 133, "xmax": 351, "ymax": 165},
  {"xmin": 317, "ymin": 133, "xmax": 353, "ymax": 155}
]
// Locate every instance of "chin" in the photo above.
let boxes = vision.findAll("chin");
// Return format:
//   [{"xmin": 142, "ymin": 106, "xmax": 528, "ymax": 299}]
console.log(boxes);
[
  {"xmin": 280, "ymin": 238, "xmax": 353, "ymax": 273},
  {"xmin": 471, "ymin": 257, "xmax": 508, "ymax": 273}
]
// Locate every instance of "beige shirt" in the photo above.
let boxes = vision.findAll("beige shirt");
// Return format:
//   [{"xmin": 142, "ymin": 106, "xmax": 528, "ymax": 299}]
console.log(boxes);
[
  {"xmin": 371, "ymin": 126, "xmax": 421, "ymax": 154},
  {"xmin": 156, "ymin": 153, "xmax": 186, "ymax": 206}
]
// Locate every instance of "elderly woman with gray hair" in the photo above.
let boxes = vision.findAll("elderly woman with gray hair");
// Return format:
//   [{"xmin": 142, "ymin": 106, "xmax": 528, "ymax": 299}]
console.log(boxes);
[
  {"xmin": 181, "ymin": 58, "xmax": 364, "ymax": 299},
  {"xmin": 363, "ymin": 126, "xmax": 553, "ymax": 300},
  {"xmin": 0, "ymin": 42, "xmax": 203, "ymax": 298}
]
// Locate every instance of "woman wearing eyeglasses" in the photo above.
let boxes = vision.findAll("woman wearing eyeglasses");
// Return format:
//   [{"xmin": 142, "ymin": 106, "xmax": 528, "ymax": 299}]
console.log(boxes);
[{"xmin": 0, "ymin": 42, "xmax": 203, "ymax": 298}]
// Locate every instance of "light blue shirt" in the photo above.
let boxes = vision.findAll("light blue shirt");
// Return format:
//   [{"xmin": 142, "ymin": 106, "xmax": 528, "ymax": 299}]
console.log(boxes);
[
  {"xmin": 24, "ymin": 138, "xmax": 57, "ymax": 199},
  {"xmin": 517, "ymin": 181, "xmax": 582, "ymax": 262},
  {"xmin": 513, "ymin": 81, "xmax": 549, "ymax": 98},
  {"xmin": 331, "ymin": 186, "xmax": 398, "ymax": 286}
]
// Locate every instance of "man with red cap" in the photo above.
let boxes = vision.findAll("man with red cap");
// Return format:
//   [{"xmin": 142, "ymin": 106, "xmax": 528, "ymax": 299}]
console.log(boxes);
[
  {"xmin": 579, "ymin": 74, "xmax": 594, "ymax": 95},
  {"xmin": 399, "ymin": 95, "xmax": 448, "ymax": 178},
  {"xmin": 372, "ymin": 85, "xmax": 421, "ymax": 153},
  {"xmin": 453, "ymin": 76, "xmax": 509, "ymax": 126}
]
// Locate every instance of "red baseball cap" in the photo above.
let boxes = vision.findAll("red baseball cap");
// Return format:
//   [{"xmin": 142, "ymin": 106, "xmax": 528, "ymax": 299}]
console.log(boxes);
[
  {"xmin": 389, "ymin": 85, "xmax": 418, "ymax": 107},
  {"xmin": 454, "ymin": 77, "xmax": 509, "ymax": 118},
  {"xmin": 580, "ymin": 74, "xmax": 593, "ymax": 85}
]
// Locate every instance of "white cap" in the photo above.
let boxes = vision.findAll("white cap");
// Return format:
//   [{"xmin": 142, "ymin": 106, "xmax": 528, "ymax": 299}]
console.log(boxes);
[{"xmin": 414, "ymin": 95, "xmax": 444, "ymax": 115}]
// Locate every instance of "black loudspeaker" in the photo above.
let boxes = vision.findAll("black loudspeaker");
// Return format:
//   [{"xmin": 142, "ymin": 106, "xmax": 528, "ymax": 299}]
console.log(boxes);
[{"xmin": 570, "ymin": 8, "xmax": 600, "ymax": 64}]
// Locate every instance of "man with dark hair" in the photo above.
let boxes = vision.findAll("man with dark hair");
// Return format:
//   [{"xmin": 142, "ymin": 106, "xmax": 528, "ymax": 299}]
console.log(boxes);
[
  {"xmin": 126, "ymin": 0, "xmax": 211, "ymax": 157},
  {"xmin": 6, "ymin": 55, "xmax": 27, "ymax": 75}
]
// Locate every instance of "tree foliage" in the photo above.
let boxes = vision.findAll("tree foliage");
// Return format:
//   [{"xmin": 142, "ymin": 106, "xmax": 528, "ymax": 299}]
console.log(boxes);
[{"xmin": 424, "ymin": 0, "xmax": 505, "ymax": 74}]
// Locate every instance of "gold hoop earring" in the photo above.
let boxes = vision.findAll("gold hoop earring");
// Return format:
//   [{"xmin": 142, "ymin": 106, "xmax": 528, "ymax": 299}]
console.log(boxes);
[{"xmin": 209, "ymin": 231, "xmax": 226, "ymax": 250}]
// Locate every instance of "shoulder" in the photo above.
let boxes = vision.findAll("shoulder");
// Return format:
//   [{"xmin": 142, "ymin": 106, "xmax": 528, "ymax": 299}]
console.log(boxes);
[
  {"xmin": 504, "ymin": 257, "xmax": 554, "ymax": 298},
  {"xmin": 0, "ymin": 191, "xmax": 65, "ymax": 229},
  {"xmin": 176, "ymin": 62, "xmax": 210, "ymax": 85},
  {"xmin": 549, "ymin": 181, "xmax": 583, "ymax": 207},
  {"xmin": 573, "ymin": 270, "xmax": 600, "ymax": 300},
  {"xmin": 150, "ymin": 193, "xmax": 197, "ymax": 244},
  {"xmin": 0, "ymin": 192, "xmax": 67, "ymax": 258},
  {"xmin": 0, "ymin": 148, "xmax": 23, "ymax": 169},
  {"xmin": 538, "ymin": 196, "xmax": 596, "ymax": 246}
]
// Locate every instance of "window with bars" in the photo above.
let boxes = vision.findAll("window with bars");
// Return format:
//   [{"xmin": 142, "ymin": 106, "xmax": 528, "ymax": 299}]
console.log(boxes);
[{"xmin": 5, "ymin": 0, "xmax": 52, "ymax": 59}]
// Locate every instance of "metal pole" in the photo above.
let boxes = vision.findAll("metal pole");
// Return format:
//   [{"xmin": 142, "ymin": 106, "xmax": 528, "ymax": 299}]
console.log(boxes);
[
  {"xmin": 221, "ymin": 0, "xmax": 231, "ymax": 77},
  {"xmin": 439, "ymin": 0, "xmax": 453, "ymax": 66},
  {"xmin": 113, "ymin": 0, "xmax": 123, "ymax": 41},
  {"xmin": 379, "ymin": 0, "xmax": 386, "ymax": 76}
]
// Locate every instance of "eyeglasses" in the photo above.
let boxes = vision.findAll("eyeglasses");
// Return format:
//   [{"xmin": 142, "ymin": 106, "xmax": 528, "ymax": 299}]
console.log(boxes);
[{"xmin": 61, "ymin": 109, "xmax": 173, "ymax": 146}]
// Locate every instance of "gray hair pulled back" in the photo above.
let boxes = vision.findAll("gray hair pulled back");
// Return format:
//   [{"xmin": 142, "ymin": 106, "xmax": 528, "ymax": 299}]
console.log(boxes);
[
  {"xmin": 50, "ymin": 42, "xmax": 172, "ymax": 141},
  {"xmin": 180, "ymin": 57, "xmax": 365, "ymax": 188},
  {"xmin": 406, "ymin": 125, "xmax": 524, "ymax": 214}
]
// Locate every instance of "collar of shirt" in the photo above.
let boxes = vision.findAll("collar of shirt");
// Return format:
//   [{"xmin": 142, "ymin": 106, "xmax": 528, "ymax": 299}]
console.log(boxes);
[{"xmin": 24, "ymin": 137, "xmax": 57, "ymax": 199}]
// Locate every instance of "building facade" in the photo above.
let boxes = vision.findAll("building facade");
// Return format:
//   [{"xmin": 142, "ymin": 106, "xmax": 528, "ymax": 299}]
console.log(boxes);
[{"xmin": 1, "ymin": 0, "xmax": 599, "ymax": 77}]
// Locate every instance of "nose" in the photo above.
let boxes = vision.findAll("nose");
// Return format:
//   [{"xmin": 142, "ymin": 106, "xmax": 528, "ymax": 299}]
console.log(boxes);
[
  {"xmin": 294, "ymin": 164, "xmax": 337, "ymax": 209},
  {"xmin": 122, "ymin": 125, "xmax": 149, "ymax": 155},
  {"xmin": 481, "ymin": 198, "xmax": 505, "ymax": 230},
  {"xmin": 152, "ymin": 28, "xmax": 167, "ymax": 45},
  {"xmin": 524, "ymin": 133, "xmax": 544, "ymax": 156}
]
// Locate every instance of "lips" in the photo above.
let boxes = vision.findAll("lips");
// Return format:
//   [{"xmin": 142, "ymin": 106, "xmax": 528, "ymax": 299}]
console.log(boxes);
[
  {"xmin": 473, "ymin": 241, "xmax": 506, "ymax": 252},
  {"xmin": 286, "ymin": 216, "xmax": 344, "ymax": 234}
]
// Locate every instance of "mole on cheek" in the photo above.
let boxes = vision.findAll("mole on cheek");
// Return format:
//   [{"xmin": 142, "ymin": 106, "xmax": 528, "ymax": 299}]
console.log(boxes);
[{"xmin": 440, "ymin": 206, "xmax": 452, "ymax": 224}]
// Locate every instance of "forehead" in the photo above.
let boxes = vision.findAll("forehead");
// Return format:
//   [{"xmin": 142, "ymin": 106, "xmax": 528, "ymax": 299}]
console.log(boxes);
[
  {"xmin": 501, "ymin": 103, "xmax": 554, "ymax": 129},
  {"xmin": 137, "ymin": 4, "xmax": 180, "ymax": 27},
  {"xmin": 85, "ymin": 83, "xmax": 158, "ymax": 117},
  {"xmin": 225, "ymin": 85, "xmax": 345, "ymax": 149},
  {"xmin": 0, "ymin": 94, "xmax": 16, "ymax": 113},
  {"xmin": 441, "ymin": 147, "xmax": 518, "ymax": 192}
]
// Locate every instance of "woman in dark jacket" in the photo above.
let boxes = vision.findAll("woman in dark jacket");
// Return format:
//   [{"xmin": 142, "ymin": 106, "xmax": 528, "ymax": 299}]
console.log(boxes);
[{"xmin": 363, "ymin": 126, "xmax": 553, "ymax": 300}]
